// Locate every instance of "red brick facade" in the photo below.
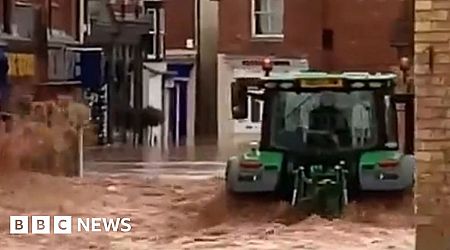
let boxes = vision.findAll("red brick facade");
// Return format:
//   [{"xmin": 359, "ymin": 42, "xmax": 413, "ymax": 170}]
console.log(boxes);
[
  {"xmin": 218, "ymin": 0, "xmax": 404, "ymax": 71},
  {"xmin": 0, "ymin": 0, "xmax": 82, "ymax": 103},
  {"xmin": 0, "ymin": 2, "xmax": 3, "ymax": 23},
  {"xmin": 164, "ymin": 0, "xmax": 195, "ymax": 49},
  {"xmin": 106, "ymin": 0, "xmax": 196, "ymax": 50},
  {"xmin": 2, "ymin": 0, "xmax": 79, "ymax": 38},
  {"xmin": 47, "ymin": 0, "xmax": 77, "ymax": 37}
]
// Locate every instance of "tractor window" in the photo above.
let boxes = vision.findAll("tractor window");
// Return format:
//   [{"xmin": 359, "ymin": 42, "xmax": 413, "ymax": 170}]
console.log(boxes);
[
  {"xmin": 270, "ymin": 91, "xmax": 378, "ymax": 151},
  {"xmin": 385, "ymin": 95, "xmax": 398, "ymax": 147}
]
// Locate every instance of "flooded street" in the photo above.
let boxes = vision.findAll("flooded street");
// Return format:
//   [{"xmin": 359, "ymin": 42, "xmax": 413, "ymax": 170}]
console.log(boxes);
[
  {"xmin": 84, "ymin": 145, "xmax": 235, "ymax": 180},
  {"xmin": 0, "ymin": 146, "xmax": 415, "ymax": 249}
]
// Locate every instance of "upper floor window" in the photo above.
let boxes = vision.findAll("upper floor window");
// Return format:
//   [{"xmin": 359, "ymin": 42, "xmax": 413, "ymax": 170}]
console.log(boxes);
[
  {"xmin": 142, "ymin": 2, "xmax": 164, "ymax": 61},
  {"xmin": 252, "ymin": 0, "xmax": 284, "ymax": 38}
]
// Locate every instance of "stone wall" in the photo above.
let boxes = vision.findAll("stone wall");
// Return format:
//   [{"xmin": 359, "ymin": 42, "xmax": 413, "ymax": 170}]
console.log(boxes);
[{"xmin": 415, "ymin": 1, "xmax": 450, "ymax": 249}]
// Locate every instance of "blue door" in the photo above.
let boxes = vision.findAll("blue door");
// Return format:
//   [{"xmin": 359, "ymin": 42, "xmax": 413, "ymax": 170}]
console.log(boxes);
[
  {"xmin": 169, "ymin": 80, "xmax": 188, "ymax": 146},
  {"xmin": 167, "ymin": 64, "xmax": 192, "ymax": 146}
]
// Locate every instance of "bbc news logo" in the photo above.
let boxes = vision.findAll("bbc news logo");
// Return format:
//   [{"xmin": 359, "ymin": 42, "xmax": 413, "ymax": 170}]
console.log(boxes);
[{"xmin": 10, "ymin": 216, "xmax": 132, "ymax": 234}]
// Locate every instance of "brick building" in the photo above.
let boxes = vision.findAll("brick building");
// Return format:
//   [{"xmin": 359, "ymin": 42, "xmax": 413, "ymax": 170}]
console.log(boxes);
[
  {"xmin": 164, "ymin": 0, "xmax": 218, "ymax": 145},
  {"xmin": 163, "ymin": 0, "xmax": 197, "ymax": 147},
  {"xmin": 217, "ymin": 0, "xmax": 409, "ymax": 146},
  {"xmin": 98, "ymin": 0, "xmax": 217, "ymax": 147},
  {"xmin": 414, "ymin": 1, "xmax": 450, "ymax": 249},
  {"xmin": 86, "ymin": 0, "xmax": 167, "ymax": 145},
  {"xmin": 0, "ymin": 0, "xmax": 86, "ymax": 109}
]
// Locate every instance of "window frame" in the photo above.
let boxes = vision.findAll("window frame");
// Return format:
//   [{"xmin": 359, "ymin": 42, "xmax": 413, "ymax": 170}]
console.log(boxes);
[
  {"xmin": 251, "ymin": 0, "xmax": 284, "ymax": 39},
  {"xmin": 146, "ymin": 8, "xmax": 157, "ymax": 60},
  {"xmin": 269, "ymin": 90, "xmax": 380, "ymax": 152},
  {"xmin": 159, "ymin": 8, "xmax": 165, "ymax": 59},
  {"xmin": 233, "ymin": 89, "xmax": 264, "ymax": 134}
]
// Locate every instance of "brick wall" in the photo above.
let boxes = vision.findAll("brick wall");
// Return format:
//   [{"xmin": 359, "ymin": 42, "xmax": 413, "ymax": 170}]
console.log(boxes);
[
  {"xmin": 4, "ymin": 0, "xmax": 78, "ymax": 38},
  {"xmin": 30, "ymin": 0, "xmax": 77, "ymax": 37},
  {"xmin": 164, "ymin": 0, "xmax": 195, "ymax": 49},
  {"xmin": 218, "ymin": 0, "xmax": 403, "ymax": 71},
  {"xmin": 414, "ymin": 1, "xmax": 450, "ymax": 249},
  {"xmin": 50, "ymin": 0, "xmax": 77, "ymax": 37},
  {"xmin": 324, "ymin": 0, "xmax": 401, "ymax": 71},
  {"xmin": 107, "ymin": 0, "xmax": 196, "ymax": 50}
]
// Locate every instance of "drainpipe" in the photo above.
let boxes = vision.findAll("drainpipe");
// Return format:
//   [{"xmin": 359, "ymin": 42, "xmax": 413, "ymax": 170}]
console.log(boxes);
[
  {"xmin": 3, "ymin": 0, "xmax": 12, "ymax": 34},
  {"xmin": 194, "ymin": 0, "xmax": 201, "ymax": 143},
  {"xmin": 34, "ymin": 5, "xmax": 49, "ymax": 88},
  {"xmin": 48, "ymin": 0, "xmax": 53, "ymax": 37},
  {"xmin": 106, "ymin": 42, "xmax": 116, "ymax": 144},
  {"xmin": 408, "ymin": 0, "xmax": 414, "ymax": 94},
  {"xmin": 136, "ymin": 36, "xmax": 144, "ymax": 145}
]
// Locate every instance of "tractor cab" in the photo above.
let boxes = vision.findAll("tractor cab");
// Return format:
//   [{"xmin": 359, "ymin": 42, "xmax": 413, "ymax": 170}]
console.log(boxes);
[
  {"xmin": 226, "ymin": 59, "xmax": 415, "ymax": 218},
  {"xmin": 232, "ymin": 72, "xmax": 414, "ymax": 155}
]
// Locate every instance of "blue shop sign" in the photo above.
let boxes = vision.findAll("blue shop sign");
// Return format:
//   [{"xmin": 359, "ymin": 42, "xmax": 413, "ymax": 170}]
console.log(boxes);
[{"xmin": 69, "ymin": 47, "xmax": 104, "ymax": 90}]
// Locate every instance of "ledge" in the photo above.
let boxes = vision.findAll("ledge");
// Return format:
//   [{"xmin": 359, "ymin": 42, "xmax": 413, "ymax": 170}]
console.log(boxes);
[
  {"xmin": 165, "ymin": 49, "xmax": 197, "ymax": 61},
  {"xmin": 250, "ymin": 35, "xmax": 284, "ymax": 43},
  {"xmin": 37, "ymin": 80, "xmax": 82, "ymax": 86}
]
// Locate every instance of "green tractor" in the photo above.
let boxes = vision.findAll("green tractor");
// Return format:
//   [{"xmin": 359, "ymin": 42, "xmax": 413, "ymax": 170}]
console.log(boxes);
[{"xmin": 225, "ymin": 61, "xmax": 415, "ymax": 218}]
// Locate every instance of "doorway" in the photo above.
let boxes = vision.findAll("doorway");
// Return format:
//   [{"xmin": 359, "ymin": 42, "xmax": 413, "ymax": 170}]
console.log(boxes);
[{"xmin": 168, "ymin": 80, "xmax": 188, "ymax": 146}]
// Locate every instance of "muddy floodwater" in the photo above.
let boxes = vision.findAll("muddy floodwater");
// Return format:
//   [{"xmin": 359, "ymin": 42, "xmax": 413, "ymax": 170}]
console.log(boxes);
[{"xmin": 0, "ymin": 169, "xmax": 415, "ymax": 250}]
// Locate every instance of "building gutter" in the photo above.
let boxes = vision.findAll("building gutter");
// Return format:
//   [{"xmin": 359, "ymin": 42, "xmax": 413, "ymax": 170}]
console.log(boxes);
[{"xmin": 166, "ymin": 49, "xmax": 197, "ymax": 62}]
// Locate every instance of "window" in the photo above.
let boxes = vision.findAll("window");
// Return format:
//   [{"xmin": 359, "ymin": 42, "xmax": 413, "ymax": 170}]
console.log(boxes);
[
  {"xmin": 146, "ymin": 8, "xmax": 156, "ymax": 59},
  {"xmin": 143, "ymin": 7, "xmax": 164, "ymax": 60},
  {"xmin": 250, "ymin": 96, "xmax": 263, "ymax": 123},
  {"xmin": 252, "ymin": 0, "xmax": 284, "ymax": 37},
  {"xmin": 233, "ymin": 89, "xmax": 263, "ymax": 133},
  {"xmin": 270, "ymin": 91, "xmax": 379, "ymax": 151}
]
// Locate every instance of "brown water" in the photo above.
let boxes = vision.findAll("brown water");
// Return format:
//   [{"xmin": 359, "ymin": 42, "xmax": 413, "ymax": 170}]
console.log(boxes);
[{"xmin": 0, "ymin": 173, "xmax": 414, "ymax": 249}]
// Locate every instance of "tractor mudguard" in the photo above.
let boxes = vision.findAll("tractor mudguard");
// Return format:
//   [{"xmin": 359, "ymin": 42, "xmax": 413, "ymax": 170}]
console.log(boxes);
[
  {"xmin": 359, "ymin": 151, "xmax": 414, "ymax": 191},
  {"xmin": 399, "ymin": 154, "xmax": 415, "ymax": 189},
  {"xmin": 225, "ymin": 156, "xmax": 240, "ymax": 193},
  {"xmin": 225, "ymin": 150, "xmax": 283, "ymax": 193}
]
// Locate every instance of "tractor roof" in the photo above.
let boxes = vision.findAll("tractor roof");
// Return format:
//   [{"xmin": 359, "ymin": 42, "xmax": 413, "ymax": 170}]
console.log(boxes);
[
  {"xmin": 259, "ymin": 71, "xmax": 397, "ymax": 81},
  {"xmin": 236, "ymin": 71, "xmax": 397, "ymax": 91}
]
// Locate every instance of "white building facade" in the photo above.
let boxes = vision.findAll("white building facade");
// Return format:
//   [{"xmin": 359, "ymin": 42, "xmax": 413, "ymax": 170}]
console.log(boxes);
[{"xmin": 217, "ymin": 54, "xmax": 309, "ymax": 147}]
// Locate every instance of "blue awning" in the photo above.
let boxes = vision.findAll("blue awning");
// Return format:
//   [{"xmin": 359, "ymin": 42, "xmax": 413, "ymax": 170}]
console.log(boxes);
[{"xmin": 167, "ymin": 64, "xmax": 193, "ymax": 79}]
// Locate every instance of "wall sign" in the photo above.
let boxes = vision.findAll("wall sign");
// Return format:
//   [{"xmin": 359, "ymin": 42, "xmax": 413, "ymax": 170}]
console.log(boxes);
[{"xmin": 7, "ymin": 53, "xmax": 35, "ymax": 77}]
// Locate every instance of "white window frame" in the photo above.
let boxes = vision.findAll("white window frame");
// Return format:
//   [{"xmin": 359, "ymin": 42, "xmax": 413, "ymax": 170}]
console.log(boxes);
[
  {"xmin": 251, "ymin": 0, "xmax": 284, "ymax": 39},
  {"xmin": 146, "ymin": 8, "xmax": 157, "ymax": 60},
  {"xmin": 234, "ymin": 89, "xmax": 264, "ymax": 134},
  {"xmin": 159, "ymin": 8, "xmax": 165, "ymax": 59}
]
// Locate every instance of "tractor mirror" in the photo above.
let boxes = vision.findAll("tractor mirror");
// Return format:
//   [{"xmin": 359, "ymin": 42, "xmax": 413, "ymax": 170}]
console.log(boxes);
[{"xmin": 231, "ymin": 81, "xmax": 248, "ymax": 119}]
